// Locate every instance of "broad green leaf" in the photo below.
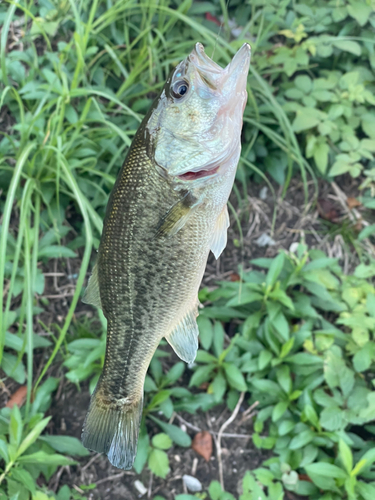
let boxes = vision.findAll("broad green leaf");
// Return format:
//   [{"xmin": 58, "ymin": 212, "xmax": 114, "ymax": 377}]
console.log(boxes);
[
  {"xmin": 148, "ymin": 449, "xmax": 169, "ymax": 479},
  {"xmin": 2, "ymin": 352, "xmax": 26, "ymax": 384},
  {"xmin": 292, "ymin": 109, "xmax": 321, "ymax": 132},
  {"xmin": 223, "ymin": 363, "xmax": 247, "ymax": 392},
  {"xmin": 211, "ymin": 370, "xmax": 227, "ymax": 402},
  {"xmin": 17, "ymin": 451, "xmax": 75, "ymax": 465},
  {"xmin": 347, "ymin": 2, "xmax": 372, "ymax": 26},
  {"xmin": 305, "ymin": 462, "xmax": 347, "ymax": 479},
  {"xmin": 272, "ymin": 401, "xmax": 288, "ymax": 422},
  {"xmin": 258, "ymin": 350, "xmax": 272, "ymax": 370},
  {"xmin": 320, "ymin": 406, "xmax": 345, "ymax": 431},
  {"xmin": 213, "ymin": 321, "xmax": 225, "ymax": 358},
  {"xmin": 289, "ymin": 429, "xmax": 315, "ymax": 449},
  {"xmin": 356, "ymin": 481, "xmax": 375, "ymax": 500},
  {"xmin": 208, "ymin": 480, "xmax": 223, "ymax": 500},
  {"xmin": 11, "ymin": 469, "xmax": 36, "ymax": 494},
  {"xmin": 333, "ymin": 40, "xmax": 361, "ymax": 56},
  {"xmin": 314, "ymin": 142, "xmax": 329, "ymax": 174},
  {"xmin": 149, "ymin": 417, "xmax": 191, "ymax": 447},
  {"xmin": 197, "ymin": 316, "xmax": 213, "ymax": 351},
  {"xmin": 38, "ymin": 245, "xmax": 77, "ymax": 258},
  {"xmin": 9, "ymin": 405, "xmax": 23, "ymax": 449},
  {"xmin": 276, "ymin": 365, "xmax": 292, "ymax": 394},
  {"xmin": 133, "ymin": 431, "xmax": 150, "ymax": 474},
  {"xmin": 152, "ymin": 433, "xmax": 172, "ymax": 450},
  {"xmin": 339, "ymin": 439, "xmax": 353, "ymax": 474},
  {"xmin": 278, "ymin": 420, "xmax": 295, "ymax": 436},
  {"xmin": 38, "ymin": 434, "xmax": 90, "ymax": 456},
  {"xmin": 265, "ymin": 252, "xmax": 285, "ymax": 286}
]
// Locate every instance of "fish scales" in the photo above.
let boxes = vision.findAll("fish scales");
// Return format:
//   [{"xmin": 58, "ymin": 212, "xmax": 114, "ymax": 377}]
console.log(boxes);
[{"xmin": 81, "ymin": 42, "xmax": 251, "ymax": 469}]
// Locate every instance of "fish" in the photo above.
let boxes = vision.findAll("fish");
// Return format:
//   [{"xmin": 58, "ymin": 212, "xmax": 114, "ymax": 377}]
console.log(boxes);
[{"xmin": 81, "ymin": 42, "xmax": 251, "ymax": 470}]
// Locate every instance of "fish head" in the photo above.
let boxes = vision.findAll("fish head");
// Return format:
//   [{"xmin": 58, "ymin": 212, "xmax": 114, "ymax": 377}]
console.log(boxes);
[{"xmin": 146, "ymin": 43, "xmax": 251, "ymax": 184}]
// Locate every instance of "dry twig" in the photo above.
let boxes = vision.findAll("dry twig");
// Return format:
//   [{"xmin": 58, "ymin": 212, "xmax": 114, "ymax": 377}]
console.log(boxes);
[{"xmin": 215, "ymin": 391, "xmax": 245, "ymax": 490}]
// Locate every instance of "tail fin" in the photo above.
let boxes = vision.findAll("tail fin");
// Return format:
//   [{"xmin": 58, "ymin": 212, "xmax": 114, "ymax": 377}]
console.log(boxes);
[{"xmin": 81, "ymin": 390, "xmax": 143, "ymax": 470}]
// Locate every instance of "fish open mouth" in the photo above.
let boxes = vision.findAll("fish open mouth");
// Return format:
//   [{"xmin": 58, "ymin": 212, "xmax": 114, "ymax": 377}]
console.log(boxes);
[{"xmin": 178, "ymin": 165, "xmax": 220, "ymax": 181}]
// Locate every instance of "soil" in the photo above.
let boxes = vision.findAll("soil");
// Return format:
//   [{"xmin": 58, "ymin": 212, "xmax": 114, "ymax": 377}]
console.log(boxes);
[{"xmin": 1, "ymin": 172, "xmax": 372, "ymax": 500}]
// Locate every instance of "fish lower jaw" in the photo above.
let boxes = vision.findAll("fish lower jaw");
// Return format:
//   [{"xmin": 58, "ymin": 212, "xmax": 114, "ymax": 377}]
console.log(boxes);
[{"xmin": 177, "ymin": 165, "xmax": 220, "ymax": 181}]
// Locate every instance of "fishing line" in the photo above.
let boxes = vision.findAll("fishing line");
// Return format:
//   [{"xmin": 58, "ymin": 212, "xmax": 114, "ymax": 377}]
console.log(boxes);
[{"xmin": 212, "ymin": 0, "xmax": 231, "ymax": 59}]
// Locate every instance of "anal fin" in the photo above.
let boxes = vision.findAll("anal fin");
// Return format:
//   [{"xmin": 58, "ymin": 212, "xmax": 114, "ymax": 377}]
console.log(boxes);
[
  {"xmin": 210, "ymin": 205, "xmax": 230, "ymax": 259},
  {"xmin": 165, "ymin": 305, "xmax": 199, "ymax": 364},
  {"xmin": 82, "ymin": 262, "xmax": 102, "ymax": 309}
]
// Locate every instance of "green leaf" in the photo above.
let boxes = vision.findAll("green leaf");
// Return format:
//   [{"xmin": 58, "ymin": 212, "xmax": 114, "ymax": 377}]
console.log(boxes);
[
  {"xmin": 272, "ymin": 311, "xmax": 289, "ymax": 342},
  {"xmin": 2, "ymin": 352, "xmax": 26, "ymax": 384},
  {"xmin": 362, "ymin": 113, "xmax": 375, "ymax": 139},
  {"xmin": 197, "ymin": 316, "xmax": 213, "ymax": 351},
  {"xmin": 213, "ymin": 321, "xmax": 225, "ymax": 358},
  {"xmin": 272, "ymin": 401, "xmax": 288, "ymax": 422},
  {"xmin": 358, "ymin": 225, "xmax": 375, "ymax": 241},
  {"xmin": 305, "ymin": 462, "xmax": 347, "ymax": 479},
  {"xmin": 11, "ymin": 469, "xmax": 36, "ymax": 494},
  {"xmin": 347, "ymin": 2, "xmax": 372, "ymax": 26},
  {"xmin": 276, "ymin": 365, "xmax": 292, "ymax": 394},
  {"xmin": 38, "ymin": 435, "xmax": 90, "ymax": 456},
  {"xmin": 0, "ymin": 439, "xmax": 9, "ymax": 463},
  {"xmin": 314, "ymin": 142, "xmax": 329, "ymax": 174},
  {"xmin": 333, "ymin": 40, "xmax": 361, "ymax": 56},
  {"xmin": 304, "ymin": 405, "xmax": 320, "ymax": 429},
  {"xmin": 278, "ymin": 420, "xmax": 295, "ymax": 436},
  {"xmin": 38, "ymin": 245, "xmax": 77, "ymax": 258},
  {"xmin": 133, "ymin": 432, "xmax": 149, "ymax": 474},
  {"xmin": 356, "ymin": 481, "xmax": 375, "ymax": 500},
  {"xmin": 57, "ymin": 485, "xmax": 71, "ymax": 500},
  {"xmin": 280, "ymin": 338, "xmax": 295, "ymax": 359},
  {"xmin": 339, "ymin": 439, "xmax": 353, "ymax": 474},
  {"xmin": 211, "ymin": 371, "xmax": 227, "ymax": 402},
  {"xmin": 353, "ymin": 347, "xmax": 372, "ymax": 373},
  {"xmin": 293, "ymin": 109, "xmax": 321, "ymax": 132},
  {"xmin": 189, "ymin": 365, "xmax": 215, "ymax": 387},
  {"xmin": 320, "ymin": 406, "xmax": 345, "ymax": 431},
  {"xmin": 148, "ymin": 449, "xmax": 170, "ymax": 478},
  {"xmin": 289, "ymin": 429, "xmax": 315, "ymax": 449},
  {"xmin": 223, "ymin": 363, "xmax": 247, "ymax": 392},
  {"xmin": 149, "ymin": 417, "xmax": 191, "ymax": 447},
  {"xmin": 208, "ymin": 480, "xmax": 223, "ymax": 500},
  {"xmin": 9, "ymin": 405, "xmax": 23, "ymax": 449},
  {"xmin": 295, "ymin": 75, "xmax": 312, "ymax": 93},
  {"xmin": 258, "ymin": 350, "xmax": 272, "ymax": 370},
  {"xmin": 164, "ymin": 362, "xmax": 185, "ymax": 385},
  {"xmin": 17, "ymin": 451, "xmax": 75, "ymax": 465},
  {"xmin": 265, "ymin": 252, "xmax": 285, "ymax": 286},
  {"xmin": 152, "ymin": 433, "xmax": 172, "ymax": 450}
]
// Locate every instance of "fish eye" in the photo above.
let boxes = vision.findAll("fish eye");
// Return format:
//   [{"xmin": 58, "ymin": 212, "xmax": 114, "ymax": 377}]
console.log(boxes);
[{"xmin": 171, "ymin": 80, "xmax": 189, "ymax": 99}]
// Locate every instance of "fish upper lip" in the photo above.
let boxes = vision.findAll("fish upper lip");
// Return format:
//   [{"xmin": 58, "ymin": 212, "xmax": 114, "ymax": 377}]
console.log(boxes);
[
  {"xmin": 190, "ymin": 42, "xmax": 251, "ymax": 76},
  {"xmin": 226, "ymin": 43, "xmax": 251, "ymax": 76}
]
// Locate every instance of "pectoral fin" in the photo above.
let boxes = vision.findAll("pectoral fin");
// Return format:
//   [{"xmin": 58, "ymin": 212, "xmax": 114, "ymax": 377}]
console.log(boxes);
[
  {"xmin": 82, "ymin": 262, "xmax": 102, "ymax": 310},
  {"xmin": 210, "ymin": 205, "xmax": 230, "ymax": 259},
  {"xmin": 156, "ymin": 191, "xmax": 197, "ymax": 237},
  {"xmin": 165, "ymin": 304, "xmax": 199, "ymax": 364}
]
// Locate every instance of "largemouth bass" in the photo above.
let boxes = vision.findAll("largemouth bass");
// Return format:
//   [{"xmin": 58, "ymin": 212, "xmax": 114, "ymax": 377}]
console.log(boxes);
[{"xmin": 81, "ymin": 42, "xmax": 251, "ymax": 469}]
